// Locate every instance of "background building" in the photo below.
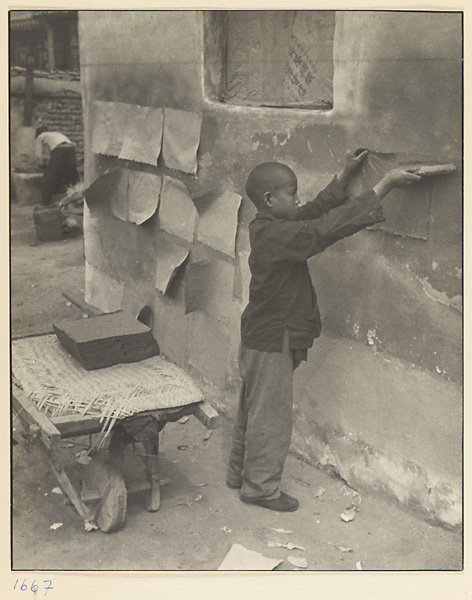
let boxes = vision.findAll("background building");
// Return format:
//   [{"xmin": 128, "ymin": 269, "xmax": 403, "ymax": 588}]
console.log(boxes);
[{"xmin": 10, "ymin": 10, "xmax": 84, "ymax": 184}]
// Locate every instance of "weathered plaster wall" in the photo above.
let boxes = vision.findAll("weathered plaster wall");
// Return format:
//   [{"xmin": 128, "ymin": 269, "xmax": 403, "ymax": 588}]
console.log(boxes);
[{"xmin": 79, "ymin": 10, "xmax": 462, "ymax": 527}]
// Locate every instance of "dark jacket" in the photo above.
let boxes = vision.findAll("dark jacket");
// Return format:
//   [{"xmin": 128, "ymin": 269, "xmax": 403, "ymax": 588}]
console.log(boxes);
[{"xmin": 241, "ymin": 178, "xmax": 385, "ymax": 352}]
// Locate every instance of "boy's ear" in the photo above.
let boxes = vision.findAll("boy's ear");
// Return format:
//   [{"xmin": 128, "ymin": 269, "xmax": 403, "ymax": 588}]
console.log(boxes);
[{"xmin": 263, "ymin": 191, "xmax": 272, "ymax": 207}]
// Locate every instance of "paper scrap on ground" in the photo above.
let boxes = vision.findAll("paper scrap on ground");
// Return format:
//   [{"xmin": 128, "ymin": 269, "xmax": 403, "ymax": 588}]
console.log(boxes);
[
  {"xmin": 218, "ymin": 543, "xmax": 283, "ymax": 571},
  {"xmin": 84, "ymin": 522, "xmax": 99, "ymax": 532},
  {"xmin": 75, "ymin": 450, "xmax": 92, "ymax": 465},
  {"xmin": 313, "ymin": 486, "xmax": 326, "ymax": 498},
  {"xmin": 158, "ymin": 176, "xmax": 197, "ymax": 242},
  {"xmin": 128, "ymin": 171, "xmax": 162, "ymax": 225},
  {"xmin": 92, "ymin": 101, "xmax": 133, "ymax": 157},
  {"xmin": 340, "ymin": 506, "xmax": 357, "ymax": 523},
  {"xmin": 51, "ymin": 487, "xmax": 63, "ymax": 495},
  {"xmin": 270, "ymin": 528, "xmax": 292, "ymax": 534},
  {"xmin": 268, "ymin": 541, "xmax": 305, "ymax": 551},
  {"xmin": 154, "ymin": 234, "xmax": 189, "ymax": 295},
  {"xmin": 185, "ymin": 260, "xmax": 235, "ymax": 318},
  {"xmin": 327, "ymin": 542, "xmax": 353, "ymax": 553},
  {"xmin": 356, "ymin": 561, "xmax": 363, "ymax": 570},
  {"xmin": 50, "ymin": 523, "xmax": 63, "ymax": 530},
  {"xmin": 119, "ymin": 106, "xmax": 164, "ymax": 166},
  {"xmin": 288, "ymin": 556, "xmax": 308, "ymax": 568},
  {"xmin": 162, "ymin": 108, "xmax": 202, "ymax": 174},
  {"xmin": 196, "ymin": 190, "xmax": 242, "ymax": 257},
  {"xmin": 83, "ymin": 169, "xmax": 128, "ymax": 218}
]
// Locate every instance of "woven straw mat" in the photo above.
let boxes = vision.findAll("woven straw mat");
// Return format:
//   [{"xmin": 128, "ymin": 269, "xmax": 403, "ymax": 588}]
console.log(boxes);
[{"xmin": 12, "ymin": 335, "xmax": 204, "ymax": 423}]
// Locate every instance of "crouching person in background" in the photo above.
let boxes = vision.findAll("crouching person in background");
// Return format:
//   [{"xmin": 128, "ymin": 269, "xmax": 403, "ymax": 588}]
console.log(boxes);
[{"xmin": 35, "ymin": 126, "xmax": 80, "ymax": 205}]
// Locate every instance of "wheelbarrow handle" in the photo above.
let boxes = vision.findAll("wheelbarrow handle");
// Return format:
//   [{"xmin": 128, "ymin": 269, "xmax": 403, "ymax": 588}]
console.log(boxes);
[{"xmin": 62, "ymin": 290, "xmax": 103, "ymax": 317}]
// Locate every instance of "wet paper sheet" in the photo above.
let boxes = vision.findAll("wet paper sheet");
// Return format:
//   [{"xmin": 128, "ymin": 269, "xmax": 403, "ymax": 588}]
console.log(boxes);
[
  {"xmin": 155, "ymin": 234, "xmax": 189, "ymax": 294},
  {"xmin": 128, "ymin": 171, "xmax": 162, "ymax": 225},
  {"xmin": 218, "ymin": 543, "xmax": 283, "ymax": 570},
  {"xmin": 283, "ymin": 11, "xmax": 335, "ymax": 107},
  {"xmin": 347, "ymin": 150, "xmax": 434, "ymax": 240},
  {"xmin": 92, "ymin": 101, "xmax": 133, "ymax": 157},
  {"xmin": 196, "ymin": 190, "xmax": 242, "ymax": 257},
  {"xmin": 119, "ymin": 106, "xmax": 164, "ymax": 166},
  {"xmin": 84, "ymin": 169, "xmax": 128, "ymax": 219},
  {"xmin": 184, "ymin": 260, "xmax": 234, "ymax": 319},
  {"xmin": 85, "ymin": 263, "xmax": 124, "ymax": 313},
  {"xmin": 158, "ymin": 176, "xmax": 197, "ymax": 242},
  {"xmin": 162, "ymin": 108, "xmax": 202, "ymax": 174},
  {"xmin": 239, "ymin": 251, "xmax": 251, "ymax": 307}
]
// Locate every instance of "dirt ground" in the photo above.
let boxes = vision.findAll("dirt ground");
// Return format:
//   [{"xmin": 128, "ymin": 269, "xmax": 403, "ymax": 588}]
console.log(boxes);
[{"xmin": 10, "ymin": 202, "xmax": 462, "ymax": 572}]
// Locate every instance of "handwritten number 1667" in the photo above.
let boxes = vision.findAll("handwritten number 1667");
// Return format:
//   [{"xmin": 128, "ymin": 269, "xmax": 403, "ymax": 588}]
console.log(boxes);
[{"xmin": 13, "ymin": 579, "xmax": 54, "ymax": 596}]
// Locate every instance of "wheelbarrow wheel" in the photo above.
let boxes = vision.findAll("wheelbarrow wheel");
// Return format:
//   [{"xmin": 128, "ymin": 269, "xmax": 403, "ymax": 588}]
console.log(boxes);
[{"xmin": 84, "ymin": 458, "xmax": 127, "ymax": 533}]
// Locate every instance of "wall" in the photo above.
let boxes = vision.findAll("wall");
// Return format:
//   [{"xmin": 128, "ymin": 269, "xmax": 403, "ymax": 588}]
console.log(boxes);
[{"xmin": 79, "ymin": 10, "xmax": 462, "ymax": 527}]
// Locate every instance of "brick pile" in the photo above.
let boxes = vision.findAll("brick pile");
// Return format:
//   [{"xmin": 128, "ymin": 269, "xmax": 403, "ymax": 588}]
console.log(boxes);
[{"xmin": 33, "ymin": 90, "xmax": 84, "ymax": 171}]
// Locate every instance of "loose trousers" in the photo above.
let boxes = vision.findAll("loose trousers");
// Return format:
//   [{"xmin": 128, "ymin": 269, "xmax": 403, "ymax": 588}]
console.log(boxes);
[
  {"xmin": 227, "ymin": 331, "xmax": 295, "ymax": 500},
  {"xmin": 41, "ymin": 144, "xmax": 80, "ymax": 204}
]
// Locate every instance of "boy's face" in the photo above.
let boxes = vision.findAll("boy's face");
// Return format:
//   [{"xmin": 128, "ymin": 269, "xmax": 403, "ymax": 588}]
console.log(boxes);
[{"xmin": 267, "ymin": 171, "xmax": 300, "ymax": 220}]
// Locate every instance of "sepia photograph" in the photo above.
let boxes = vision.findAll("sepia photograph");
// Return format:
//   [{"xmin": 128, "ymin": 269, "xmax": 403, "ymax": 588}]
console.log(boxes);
[{"xmin": 9, "ymin": 8, "xmax": 463, "ymax": 577}]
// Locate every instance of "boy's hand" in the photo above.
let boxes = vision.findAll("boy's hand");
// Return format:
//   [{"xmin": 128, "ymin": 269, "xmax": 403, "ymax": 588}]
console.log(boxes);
[
  {"xmin": 336, "ymin": 148, "xmax": 368, "ymax": 189},
  {"xmin": 373, "ymin": 168, "xmax": 423, "ymax": 199},
  {"xmin": 384, "ymin": 167, "xmax": 423, "ymax": 188}
]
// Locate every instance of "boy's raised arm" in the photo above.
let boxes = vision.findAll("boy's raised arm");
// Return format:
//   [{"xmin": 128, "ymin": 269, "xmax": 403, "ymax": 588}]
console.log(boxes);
[
  {"xmin": 373, "ymin": 168, "xmax": 423, "ymax": 199},
  {"xmin": 294, "ymin": 149, "xmax": 368, "ymax": 221}
]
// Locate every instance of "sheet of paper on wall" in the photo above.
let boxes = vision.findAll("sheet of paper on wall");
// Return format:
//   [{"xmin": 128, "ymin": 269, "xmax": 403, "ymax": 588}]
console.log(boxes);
[
  {"xmin": 84, "ymin": 169, "xmax": 128, "ymax": 219},
  {"xmin": 83, "ymin": 219, "xmax": 103, "ymax": 272},
  {"xmin": 92, "ymin": 101, "xmax": 133, "ymax": 157},
  {"xmin": 128, "ymin": 171, "xmax": 162, "ymax": 225},
  {"xmin": 85, "ymin": 263, "xmax": 124, "ymax": 314},
  {"xmin": 110, "ymin": 170, "xmax": 129, "ymax": 222},
  {"xmin": 162, "ymin": 108, "xmax": 202, "ymax": 174},
  {"xmin": 370, "ymin": 184, "xmax": 432, "ymax": 240},
  {"xmin": 196, "ymin": 190, "xmax": 242, "ymax": 257},
  {"xmin": 185, "ymin": 260, "xmax": 235, "ymax": 321},
  {"xmin": 119, "ymin": 106, "xmax": 164, "ymax": 166},
  {"xmin": 283, "ymin": 11, "xmax": 335, "ymax": 107},
  {"xmin": 154, "ymin": 234, "xmax": 189, "ymax": 295},
  {"xmin": 239, "ymin": 251, "xmax": 251, "ymax": 307},
  {"xmin": 158, "ymin": 176, "xmax": 197, "ymax": 242},
  {"xmin": 347, "ymin": 150, "xmax": 433, "ymax": 240}
]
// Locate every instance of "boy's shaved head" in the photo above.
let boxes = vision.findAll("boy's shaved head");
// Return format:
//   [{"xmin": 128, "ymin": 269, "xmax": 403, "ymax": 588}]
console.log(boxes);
[{"xmin": 246, "ymin": 162, "xmax": 296, "ymax": 208}]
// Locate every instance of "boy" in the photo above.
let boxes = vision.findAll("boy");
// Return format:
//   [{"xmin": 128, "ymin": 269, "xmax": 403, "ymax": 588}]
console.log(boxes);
[
  {"xmin": 35, "ymin": 126, "xmax": 80, "ymax": 204},
  {"xmin": 226, "ymin": 151, "xmax": 421, "ymax": 512}
]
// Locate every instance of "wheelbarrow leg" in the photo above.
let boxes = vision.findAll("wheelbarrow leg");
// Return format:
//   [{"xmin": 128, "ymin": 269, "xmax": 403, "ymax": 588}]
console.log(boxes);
[
  {"xmin": 143, "ymin": 429, "xmax": 160, "ymax": 512},
  {"xmin": 44, "ymin": 447, "xmax": 95, "ymax": 526}
]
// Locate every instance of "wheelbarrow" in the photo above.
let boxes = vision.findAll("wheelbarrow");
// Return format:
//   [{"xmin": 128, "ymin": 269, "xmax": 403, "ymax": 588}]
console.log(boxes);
[{"xmin": 12, "ymin": 295, "xmax": 218, "ymax": 533}]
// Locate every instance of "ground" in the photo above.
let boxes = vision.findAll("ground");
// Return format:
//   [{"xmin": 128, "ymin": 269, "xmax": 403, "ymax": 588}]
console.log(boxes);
[{"xmin": 10, "ymin": 202, "xmax": 462, "ymax": 571}]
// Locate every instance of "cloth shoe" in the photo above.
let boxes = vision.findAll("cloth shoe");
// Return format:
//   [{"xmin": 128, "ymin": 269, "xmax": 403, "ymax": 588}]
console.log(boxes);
[
  {"xmin": 240, "ymin": 491, "xmax": 299, "ymax": 512},
  {"xmin": 226, "ymin": 480, "xmax": 242, "ymax": 489}
]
